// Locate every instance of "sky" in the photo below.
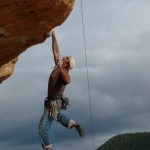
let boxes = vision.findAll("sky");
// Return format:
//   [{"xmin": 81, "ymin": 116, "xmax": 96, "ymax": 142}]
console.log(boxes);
[{"xmin": 1, "ymin": 0, "xmax": 150, "ymax": 149}]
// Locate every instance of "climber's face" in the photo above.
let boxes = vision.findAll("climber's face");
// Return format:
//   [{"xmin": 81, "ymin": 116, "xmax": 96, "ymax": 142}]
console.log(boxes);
[{"xmin": 62, "ymin": 56, "xmax": 70, "ymax": 70}]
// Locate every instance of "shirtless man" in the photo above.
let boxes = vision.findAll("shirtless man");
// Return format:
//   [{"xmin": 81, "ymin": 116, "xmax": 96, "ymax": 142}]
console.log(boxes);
[{"xmin": 39, "ymin": 30, "xmax": 84, "ymax": 150}]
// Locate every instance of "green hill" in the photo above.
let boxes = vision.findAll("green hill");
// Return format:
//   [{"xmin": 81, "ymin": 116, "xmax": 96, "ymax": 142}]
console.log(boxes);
[{"xmin": 97, "ymin": 132, "xmax": 150, "ymax": 150}]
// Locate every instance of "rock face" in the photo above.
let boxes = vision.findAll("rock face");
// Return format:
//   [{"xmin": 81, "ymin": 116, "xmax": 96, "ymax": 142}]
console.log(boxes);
[
  {"xmin": 0, "ymin": 0, "xmax": 75, "ymax": 84},
  {"xmin": 0, "ymin": 58, "xmax": 18, "ymax": 84}
]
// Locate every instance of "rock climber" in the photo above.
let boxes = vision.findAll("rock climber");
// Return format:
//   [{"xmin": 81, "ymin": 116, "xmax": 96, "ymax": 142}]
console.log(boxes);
[{"xmin": 39, "ymin": 29, "xmax": 84, "ymax": 150}]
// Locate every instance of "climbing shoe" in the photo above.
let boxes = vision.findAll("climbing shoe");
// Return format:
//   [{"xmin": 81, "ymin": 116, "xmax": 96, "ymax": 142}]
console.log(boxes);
[{"xmin": 76, "ymin": 124, "xmax": 84, "ymax": 137}]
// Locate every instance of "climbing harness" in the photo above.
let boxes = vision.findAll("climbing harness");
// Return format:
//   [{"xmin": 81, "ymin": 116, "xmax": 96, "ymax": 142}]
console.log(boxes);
[
  {"xmin": 45, "ymin": 97, "xmax": 60, "ymax": 120},
  {"xmin": 45, "ymin": 95, "xmax": 70, "ymax": 120},
  {"xmin": 61, "ymin": 95, "xmax": 70, "ymax": 110},
  {"xmin": 80, "ymin": 0, "xmax": 95, "ymax": 149}
]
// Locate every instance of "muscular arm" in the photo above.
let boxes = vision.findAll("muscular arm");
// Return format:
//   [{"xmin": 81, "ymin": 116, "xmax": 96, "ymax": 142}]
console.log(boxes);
[{"xmin": 51, "ymin": 30, "xmax": 59, "ymax": 65}]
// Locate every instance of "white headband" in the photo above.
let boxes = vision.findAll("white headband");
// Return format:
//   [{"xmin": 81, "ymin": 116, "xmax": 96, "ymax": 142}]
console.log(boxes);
[{"xmin": 69, "ymin": 56, "xmax": 76, "ymax": 70}]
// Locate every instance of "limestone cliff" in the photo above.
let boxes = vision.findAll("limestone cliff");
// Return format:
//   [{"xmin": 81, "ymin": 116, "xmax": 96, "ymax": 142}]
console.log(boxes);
[{"xmin": 0, "ymin": 0, "xmax": 75, "ymax": 84}]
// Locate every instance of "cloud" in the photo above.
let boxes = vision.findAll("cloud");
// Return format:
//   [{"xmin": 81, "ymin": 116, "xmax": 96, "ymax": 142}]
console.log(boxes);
[{"xmin": 1, "ymin": 0, "xmax": 150, "ymax": 150}]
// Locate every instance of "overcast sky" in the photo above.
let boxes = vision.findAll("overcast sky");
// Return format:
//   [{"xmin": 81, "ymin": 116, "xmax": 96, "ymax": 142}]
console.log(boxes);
[{"xmin": 1, "ymin": 0, "xmax": 150, "ymax": 150}]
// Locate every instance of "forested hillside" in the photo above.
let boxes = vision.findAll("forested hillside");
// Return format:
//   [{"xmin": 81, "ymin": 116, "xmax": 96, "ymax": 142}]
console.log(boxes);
[{"xmin": 97, "ymin": 132, "xmax": 150, "ymax": 150}]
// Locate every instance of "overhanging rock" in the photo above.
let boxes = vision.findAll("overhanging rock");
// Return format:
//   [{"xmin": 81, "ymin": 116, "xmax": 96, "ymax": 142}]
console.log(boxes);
[{"xmin": 0, "ymin": 0, "xmax": 75, "ymax": 84}]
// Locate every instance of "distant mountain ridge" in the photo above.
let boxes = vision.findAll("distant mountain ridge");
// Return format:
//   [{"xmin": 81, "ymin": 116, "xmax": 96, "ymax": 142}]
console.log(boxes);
[{"xmin": 97, "ymin": 132, "xmax": 150, "ymax": 150}]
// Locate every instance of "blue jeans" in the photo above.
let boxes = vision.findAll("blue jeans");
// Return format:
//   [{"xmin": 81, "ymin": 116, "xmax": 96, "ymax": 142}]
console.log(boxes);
[{"xmin": 39, "ymin": 99, "xmax": 76, "ymax": 149}]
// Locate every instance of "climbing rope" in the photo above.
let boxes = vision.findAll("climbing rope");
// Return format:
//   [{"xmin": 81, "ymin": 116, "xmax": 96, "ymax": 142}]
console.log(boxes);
[
  {"xmin": 79, "ymin": 0, "xmax": 95, "ymax": 149},
  {"xmin": 50, "ymin": 124, "xmax": 57, "ymax": 150}
]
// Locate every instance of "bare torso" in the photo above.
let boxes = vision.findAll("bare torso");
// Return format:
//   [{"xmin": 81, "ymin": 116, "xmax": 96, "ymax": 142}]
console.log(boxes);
[{"xmin": 48, "ymin": 67, "xmax": 66, "ymax": 97}]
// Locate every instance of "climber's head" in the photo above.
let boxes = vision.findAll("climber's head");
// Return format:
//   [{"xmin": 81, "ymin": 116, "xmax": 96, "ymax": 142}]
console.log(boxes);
[{"xmin": 62, "ymin": 56, "xmax": 76, "ymax": 70}]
